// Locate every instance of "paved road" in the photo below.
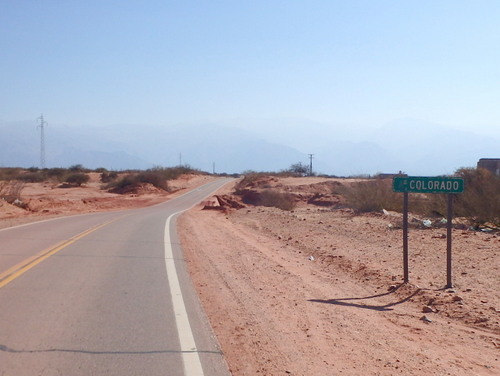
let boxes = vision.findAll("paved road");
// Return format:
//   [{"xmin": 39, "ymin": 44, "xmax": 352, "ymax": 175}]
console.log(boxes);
[{"xmin": 0, "ymin": 179, "xmax": 233, "ymax": 376}]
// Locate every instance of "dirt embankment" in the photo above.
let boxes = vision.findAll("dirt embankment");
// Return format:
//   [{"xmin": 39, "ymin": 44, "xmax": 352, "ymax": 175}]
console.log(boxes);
[
  {"xmin": 0, "ymin": 173, "xmax": 215, "ymax": 229},
  {"xmin": 179, "ymin": 177, "xmax": 499, "ymax": 376}
]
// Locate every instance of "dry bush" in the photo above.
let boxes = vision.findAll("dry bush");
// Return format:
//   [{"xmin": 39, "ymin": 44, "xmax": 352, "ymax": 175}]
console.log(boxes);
[
  {"xmin": 105, "ymin": 167, "xmax": 199, "ymax": 193},
  {"xmin": 258, "ymin": 189, "xmax": 297, "ymax": 211},
  {"xmin": 341, "ymin": 169, "xmax": 499, "ymax": 228},
  {"xmin": 0, "ymin": 168, "xmax": 23, "ymax": 181},
  {"xmin": 100, "ymin": 171, "xmax": 119, "ymax": 183},
  {"xmin": 433, "ymin": 168, "xmax": 500, "ymax": 228},
  {"xmin": 340, "ymin": 179, "xmax": 402, "ymax": 213},
  {"xmin": 46, "ymin": 168, "xmax": 68, "ymax": 182},
  {"xmin": 65, "ymin": 173, "xmax": 90, "ymax": 187},
  {"xmin": 18, "ymin": 171, "xmax": 47, "ymax": 183}
]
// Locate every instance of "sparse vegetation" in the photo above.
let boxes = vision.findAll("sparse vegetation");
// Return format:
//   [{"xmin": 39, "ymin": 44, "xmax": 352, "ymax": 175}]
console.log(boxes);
[
  {"xmin": 105, "ymin": 166, "xmax": 202, "ymax": 193},
  {"xmin": 283, "ymin": 162, "xmax": 309, "ymax": 177},
  {"xmin": 100, "ymin": 171, "xmax": 119, "ymax": 183},
  {"xmin": 338, "ymin": 168, "xmax": 499, "ymax": 229},
  {"xmin": 449, "ymin": 168, "xmax": 499, "ymax": 228},
  {"xmin": 18, "ymin": 171, "xmax": 47, "ymax": 183},
  {"xmin": 68, "ymin": 164, "xmax": 87, "ymax": 172},
  {"xmin": 65, "ymin": 173, "xmax": 90, "ymax": 187},
  {"xmin": 339, "ymin": 179, "xmax": 402, "ymax": 213},
  {"xmin": 258, "ymin": 189, "xmax": 297, "ymax": 211},
  {"xmin": 46, "ymin": 168, "xmax": 68, "ymax": 182}
]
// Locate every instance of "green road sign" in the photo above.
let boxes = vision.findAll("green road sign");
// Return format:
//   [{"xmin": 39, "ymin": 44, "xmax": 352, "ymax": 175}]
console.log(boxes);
[{"xmin": 393, "ymin": 176, "xmax": 464, "ymax": 194}]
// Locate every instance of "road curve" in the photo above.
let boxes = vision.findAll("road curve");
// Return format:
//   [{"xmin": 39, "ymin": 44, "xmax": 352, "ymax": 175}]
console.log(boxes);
[{"xmin": 0, "ymin": 178, "xmax": 233, "ymax": 376}]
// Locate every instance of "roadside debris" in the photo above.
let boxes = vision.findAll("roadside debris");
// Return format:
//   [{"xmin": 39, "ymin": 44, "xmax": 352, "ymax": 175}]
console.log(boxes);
[{"xmin": 420, "ymin": 315, "xmax": 433, "ymax": 323}]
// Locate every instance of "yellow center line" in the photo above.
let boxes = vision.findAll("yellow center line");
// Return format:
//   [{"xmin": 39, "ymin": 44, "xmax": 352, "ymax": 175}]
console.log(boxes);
[{"xmin": 0, "ymin": 217, "xmax": 123, "ymax": 289}]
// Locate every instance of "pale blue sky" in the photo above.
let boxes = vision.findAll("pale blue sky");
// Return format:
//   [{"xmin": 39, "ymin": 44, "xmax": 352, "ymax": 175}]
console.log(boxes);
[{"xmin": 1, "ymin": 1, "xmax": 499, "ymax": 135}]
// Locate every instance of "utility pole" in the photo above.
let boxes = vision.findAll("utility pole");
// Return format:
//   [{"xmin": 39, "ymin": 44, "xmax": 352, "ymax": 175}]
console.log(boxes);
[
  {"xmin": 308, "ymin": 154, "xmax": 314, "ymax": 176},
  {"xmin": 37, "ymin": 114, "xmax": 47, "ymax": 169}
]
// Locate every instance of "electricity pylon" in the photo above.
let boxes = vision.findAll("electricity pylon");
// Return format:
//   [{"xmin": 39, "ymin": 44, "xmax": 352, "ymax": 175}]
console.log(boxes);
[{"xmin": 37, "ymin": 114, "xmax": 47, "ymax": 169}]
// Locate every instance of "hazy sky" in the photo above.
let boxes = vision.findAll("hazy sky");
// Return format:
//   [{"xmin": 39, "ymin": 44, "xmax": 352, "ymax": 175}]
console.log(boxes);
[{"xmin": 1, "ymin": 1, "xmax": 499, "ymax": 135}]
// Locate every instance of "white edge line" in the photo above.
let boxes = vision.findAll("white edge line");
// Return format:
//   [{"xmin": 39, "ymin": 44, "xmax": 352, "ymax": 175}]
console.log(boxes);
[
  {"xmin": 165, "ymin": 213, "xmax": 205, "ymax": 376},
  {"xmin": 162, "ymin": 178, "xmax": 234, "ymax": 376}
]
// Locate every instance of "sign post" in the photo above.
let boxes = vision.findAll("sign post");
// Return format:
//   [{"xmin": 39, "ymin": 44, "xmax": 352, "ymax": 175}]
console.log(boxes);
[
  {"xmin": 393, "ymin": 176, "xmax": 464, "ymax": 288},
  {"xmin": 403, "ymin": 192, "xmax": 409, "ymax": 283},
  {"xmin": 446, "ymin": 194, "xmax": 453, "ymax": 288}
]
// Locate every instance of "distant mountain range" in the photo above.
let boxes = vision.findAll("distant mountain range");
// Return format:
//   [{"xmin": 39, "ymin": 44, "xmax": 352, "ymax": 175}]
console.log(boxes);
[{"xmin": 1, "ymin": 119, "xmax": 497, "ymax": 176}]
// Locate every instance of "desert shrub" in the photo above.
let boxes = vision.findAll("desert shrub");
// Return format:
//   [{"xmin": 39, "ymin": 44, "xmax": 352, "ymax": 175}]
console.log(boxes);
[
  {"xmin": 152, "ymin": 165, "xmax": 201, "ymax": 180},
  {"xmin": 100, "ymin": 171, "xmax": 119, "ymax": 183},
  {"xmin": 18, "ymin": 171, "xmax": 47, "ymax": 183},
  {"xmin": 0, "ymin": 168, "xmax": 23, "ymax": 181},
  {"xmin": 69, "ymin": 164, "xmax": 86, "ymax": 172},
  {"xmin": 106, "ymin": 174, "xmax": 138, "ymax": 191},
  {"xmin": 136, "ymin": 171, "xmax": 169, "ymax": 190},
  {"xmin": 340, "ymin": 179, "xmax": 402, "ymax": 213},
  {"xmin": 105, "ymin": 166, "xmax": 203, "ymax": 193},
  {"xmin": 258, "ymin": 189, "xmax": 297, "ymax": 211},
  {"xmin": 282, "ymin": 162, "xmax": 310, "ymax": 177},
  {"xmin": 106, "ymin": 171, "xmax": 168, "ymax": 192},
  {"xmin": 437, "ymin": 168, "xmax": 499, "ymax": 228},
  {"xmin": 65, "ymin": 173, "xmax": 90, "ymax": 186},
  {"xmin": 45, "ymin": 168, "xmax": 68, "ymax": 182}
]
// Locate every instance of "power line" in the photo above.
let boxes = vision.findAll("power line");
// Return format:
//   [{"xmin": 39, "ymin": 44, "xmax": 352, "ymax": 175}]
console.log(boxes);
[{"xmin": 37, "ymin": 114, "xmax": 47, "ymax": 169}]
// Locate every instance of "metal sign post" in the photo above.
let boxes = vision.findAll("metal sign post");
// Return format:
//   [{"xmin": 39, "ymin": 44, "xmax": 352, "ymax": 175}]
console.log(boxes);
[
  {"xmin": 446, "ymin": 194, "xmax": 453, "ymax": 288},
  {"xmin": 393, "ymin": 176, "xmax": 464, "ymax": 288},
  {"xmin": 403, "ymin": 192, "xmax": 409, "ymax": 283}
]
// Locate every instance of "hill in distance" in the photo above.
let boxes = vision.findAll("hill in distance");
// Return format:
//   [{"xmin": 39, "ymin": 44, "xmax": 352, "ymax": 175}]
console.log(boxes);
[{"xmin": 1, "ymin": 118, "xmax": 497, "ymax": 176}]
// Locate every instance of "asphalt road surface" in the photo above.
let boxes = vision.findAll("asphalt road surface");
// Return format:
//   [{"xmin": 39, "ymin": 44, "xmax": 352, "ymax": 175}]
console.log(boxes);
[{"xmin": 0, "ymin": 179, "xmax": 233, "ymax": 376}]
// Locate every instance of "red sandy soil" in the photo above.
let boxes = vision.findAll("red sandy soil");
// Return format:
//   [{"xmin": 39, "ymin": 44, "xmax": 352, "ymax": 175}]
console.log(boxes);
[
  {"xmin": 0, "ymin": 173, "xmax": 215, "ymax": 229},
  {"xmin": 179, "ymin": 177, "xmax": 499, "ymax": 376},
  {"xmin": 2, "ymin": 174, "xmax": 498, "ymax": 375}
]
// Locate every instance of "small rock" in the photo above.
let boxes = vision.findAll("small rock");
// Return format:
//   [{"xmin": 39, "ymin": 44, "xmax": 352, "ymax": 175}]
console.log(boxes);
[
  {"xmin": 388, "ymin": 285, "xmax": 397, "ymax": 291},
  {"xmin": 308, "ymin": 256, "xmax": 315, "ymax": 261},
  {"xmin": 452, "ymin": 295, "xmax": 463, "ymax": 302},
  {"xmin": 422, "ymin": 306, "xmax": 435, "ymax": 313},
  {"xmin": 420, "ymin": 315, "xmax": 432, "ymax": 323}
]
